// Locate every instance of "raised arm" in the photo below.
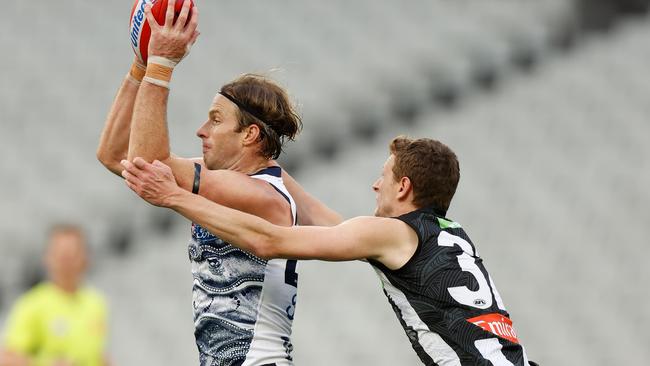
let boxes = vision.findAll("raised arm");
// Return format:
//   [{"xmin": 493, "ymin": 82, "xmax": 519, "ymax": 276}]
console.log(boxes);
[
  {"xmin": 96, "ymin": 58, "xmax": 144, "ymax": 176},
  {"xmin": 127, "ymin": 0, "xmax": 199, "ymax": 182},
  {"xmin": 97, "ymin": 0, "xmax": 197, "ymax": 177}
]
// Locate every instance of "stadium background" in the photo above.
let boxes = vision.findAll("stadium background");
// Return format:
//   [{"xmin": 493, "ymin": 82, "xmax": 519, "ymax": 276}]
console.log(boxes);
[{"xmin": 1, "ymin": 0, "xmax": 649, "ymax": 364}]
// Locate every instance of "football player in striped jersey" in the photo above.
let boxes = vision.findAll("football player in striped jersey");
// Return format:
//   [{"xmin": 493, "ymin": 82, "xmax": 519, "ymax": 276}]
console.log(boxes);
[{"xmin": 122, "ymin": 136, "xmax": 537, "ymax": 366}]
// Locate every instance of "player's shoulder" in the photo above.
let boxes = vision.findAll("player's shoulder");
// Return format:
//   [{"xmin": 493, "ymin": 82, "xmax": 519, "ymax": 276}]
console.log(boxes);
[
  {"xmin": 20, "ymin": 282, "xmax": 52, "ymax": 301},
  {"xmin": 9, "ymin": 283, "xmax": 53, "ymax": 313},
  {"xmin": 202, "ymin": 166, "xmax": 292, "ymax": 224},
  {"xmin": 246, "ymin": 166, "xmax": 293, "ymax": 202},
  {"xmin": 198, "ymin": 165, "xmax": 279, "ymax": 199},
  {"xmin": 396, "ymin": 207, "xmax": 465, "ymax": 232},
  {"xmin": 201, "ymin": 165, "xmax": 274, "ymax": 187},
  {"xmin": 10, "ymin": 286, "xmax": 35, "ymax": 309},
  {"xmin": 78, "ymin": 286, "xmax": 107, "ymax": 306},
  {"xmin": 348, "ymin": 216, "xmax": 420, "ymax": 269},
  {"xmin": 344, "ymin": 215, "xmax": 402, "ymax": 227},
  {"xmin": 353, "ymin": 215, "xmax": 418, "ymax": 229}
]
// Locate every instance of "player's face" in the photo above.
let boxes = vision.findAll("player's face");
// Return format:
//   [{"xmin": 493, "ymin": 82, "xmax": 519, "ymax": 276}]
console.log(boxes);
[
  {"xmin": 196, "ymin": 94, "xmax": 247, "ymax": 170},
  {"xmin": 45, "ymin": 231, "xmax": 87, "ymax": 291},
  {"xmin": 372, "ymin": 155, "xmax": 400, "ymax": 217}
]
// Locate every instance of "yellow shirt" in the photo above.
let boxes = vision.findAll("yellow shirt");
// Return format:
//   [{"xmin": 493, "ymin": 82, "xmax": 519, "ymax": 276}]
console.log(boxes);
[{"xmin": 2, "ymin": 283, "xmax": 107, "ymax": 366}]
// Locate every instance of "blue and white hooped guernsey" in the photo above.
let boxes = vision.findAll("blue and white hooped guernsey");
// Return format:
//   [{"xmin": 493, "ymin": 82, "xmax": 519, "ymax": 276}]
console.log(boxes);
[{"xmin": 188, "ymin": 166, "xmax": 298, "ymax": 366}]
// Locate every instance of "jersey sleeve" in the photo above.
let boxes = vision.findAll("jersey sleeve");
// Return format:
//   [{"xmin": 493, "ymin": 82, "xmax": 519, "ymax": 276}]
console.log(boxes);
[{"xmin": 2, "ymin": 294, "xmax": 40, "ymax": 354}]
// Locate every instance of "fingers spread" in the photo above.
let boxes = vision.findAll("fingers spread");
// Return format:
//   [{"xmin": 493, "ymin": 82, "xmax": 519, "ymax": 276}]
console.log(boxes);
[
  {"xmin": 144, "ymin": 4, "xmax": 159, "ymax": 30},
  {"xmin": 186, "ymin": 5, "xmax": 199, "ymax": 33},
  {"xmin": 164, "ymin": 0, "xmax": 175, "ymax": 28},
  {"xmin": 175, "ymin": 0, "xmax": 192, "ymax": 30}
]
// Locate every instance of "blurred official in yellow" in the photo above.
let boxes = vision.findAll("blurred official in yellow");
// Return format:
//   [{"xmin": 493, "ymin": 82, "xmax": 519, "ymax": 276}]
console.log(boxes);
[{"xmin": 0, "ymin": 225, "xmax": 110, "ymax": 366}]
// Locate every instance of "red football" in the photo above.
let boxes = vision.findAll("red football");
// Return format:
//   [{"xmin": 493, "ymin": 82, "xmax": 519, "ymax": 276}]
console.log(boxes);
[{"xmin": 129, "ymin": 0, "xmax": 194, "ymax": 63}]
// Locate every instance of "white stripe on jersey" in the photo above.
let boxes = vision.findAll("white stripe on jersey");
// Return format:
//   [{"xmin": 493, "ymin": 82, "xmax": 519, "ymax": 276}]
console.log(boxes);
[
  {"xmin": 374, "ymin": 269, "xmax": 462, "ymax": 366},
  {"xmin": 243, "ymin": 259, "xmax": 296, "ymax": 366},
  {"xmin": 243, "ymin": 173, "xmax": 297, "ymax": 366},
  {"xmin": 474, "ymin": 338, "xmax": 514, "ymax": 366},
  {"xmin": 251, "ymin": 173, "xmax": 297, "ymax": 224},
  {"xmin": 489, "ymin": 274, "xmax": 507, "ymax": 311}
]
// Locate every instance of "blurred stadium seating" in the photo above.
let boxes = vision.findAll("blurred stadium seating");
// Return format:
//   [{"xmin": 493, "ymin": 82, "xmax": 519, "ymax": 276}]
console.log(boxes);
[{"xmin": 1, "ymin": 0, "xmax": 648, "ymax": 365}]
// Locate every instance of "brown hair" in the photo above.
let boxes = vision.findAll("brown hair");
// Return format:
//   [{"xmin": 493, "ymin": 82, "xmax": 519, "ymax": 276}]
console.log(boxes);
[
  {"xmin": 220, "ymin": 74, "xmax": 302, "ymax": 159},
  {"xmin": 389, "ymin": 136, "xmax": 460, "ymax": 214}
]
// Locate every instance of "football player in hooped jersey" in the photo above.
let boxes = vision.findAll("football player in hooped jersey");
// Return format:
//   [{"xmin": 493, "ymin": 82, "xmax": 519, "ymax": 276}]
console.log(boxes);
[
  {"xmin": 97, "ymin": 0, "xmax": 340, "ymax": 365},
  {"xmin": 122, "ymin": 136, "xmax": 539, "ymax": 366}
]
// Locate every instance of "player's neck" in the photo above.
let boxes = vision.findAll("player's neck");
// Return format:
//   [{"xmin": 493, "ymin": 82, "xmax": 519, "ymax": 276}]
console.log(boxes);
[
  {"xmin": 391, "ymin": 201, "xmax": 419, "ymax": 217},
  {"xmin": 229, "ymin": 154, "xmax": 274, "ymax": 175},
  {"xmin": 51, "ymin": 279, "xmax": 80, "ymax": 295}
]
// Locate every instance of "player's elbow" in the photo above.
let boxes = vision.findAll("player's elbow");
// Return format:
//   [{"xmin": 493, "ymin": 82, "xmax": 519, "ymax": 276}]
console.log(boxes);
[
  {"xmin": 96, "ymin": 149, "xmax": 111, "ymax": 167},
  {"xmin": 96, "ymin": 149, "xmax": 122, "ymax": 175},
  {"xmin": 96, "ymin": 146, "xmax": 109, "ymax": 165},
  {"xmin": 248, "ymin": 232, "xmax": 283, "ymax": 260}
]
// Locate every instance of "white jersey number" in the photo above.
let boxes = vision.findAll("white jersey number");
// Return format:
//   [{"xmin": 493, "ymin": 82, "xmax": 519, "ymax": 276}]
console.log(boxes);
[{"xmin": 437, "ymin": 231, "xmax": 504, "ymax": 310}]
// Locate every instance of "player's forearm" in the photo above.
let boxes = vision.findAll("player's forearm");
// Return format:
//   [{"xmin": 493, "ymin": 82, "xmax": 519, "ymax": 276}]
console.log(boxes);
[
  {"xmin": 167, "ymin": 188, "xmax": 282, "ymax": 259},
  {"xmin": 127, "ymin": 81, "xmax": 172, "ymax": 163},
  {"xmin": 97, "ymin": 76, "xmax": 140, "ymax": 176},
  {"xmin": 168, "ymin": 191, "xmax": 380, "ymax": 261},
  {"xmin": 299, "ymin": 197, "xmax": 343, "ymax": 226},
  {"xmin": 281, "ymin": 169, "xmax": 343, "ymax": 226}
]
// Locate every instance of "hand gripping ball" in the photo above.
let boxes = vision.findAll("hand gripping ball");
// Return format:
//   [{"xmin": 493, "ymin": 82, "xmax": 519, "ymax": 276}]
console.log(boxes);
[{"xmin": 129, "ymin": 0, "xmax": 194, "ymax": 63}]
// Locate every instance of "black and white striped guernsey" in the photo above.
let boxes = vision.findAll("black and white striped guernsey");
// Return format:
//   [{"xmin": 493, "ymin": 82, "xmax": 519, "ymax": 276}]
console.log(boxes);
[{"xmin": 369, "ymin": 207, "xmax": 530, "ymax": 366}]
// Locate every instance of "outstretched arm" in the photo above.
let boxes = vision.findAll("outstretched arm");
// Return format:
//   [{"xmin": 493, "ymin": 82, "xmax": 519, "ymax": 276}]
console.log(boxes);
[
  {"xmin": 121, "ymin": 159, "xmax": 418, "ymax": 269},
  {"xmin": 97, "ymin": 58, "xmax": 145, "ymax": 176}
]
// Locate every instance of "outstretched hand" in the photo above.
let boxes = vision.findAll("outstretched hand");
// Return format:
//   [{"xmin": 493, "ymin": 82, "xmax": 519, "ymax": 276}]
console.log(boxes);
[
  {"xmin": 144, "ymin": 0, "xmax": 199, "ymax": 64},
  {"xmin": 121, "ymin": 157, "xmax": 181, "ymax": 207}
]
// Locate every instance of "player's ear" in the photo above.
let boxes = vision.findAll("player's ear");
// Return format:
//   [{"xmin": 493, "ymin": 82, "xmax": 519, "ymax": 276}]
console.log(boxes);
[
  {"xmin": 396, "ymin": 176, "xmax": 412, "ymax": 201},
  {"xmin": 241, "ymin": 124, "xmax": 261, "ymax": 146}
]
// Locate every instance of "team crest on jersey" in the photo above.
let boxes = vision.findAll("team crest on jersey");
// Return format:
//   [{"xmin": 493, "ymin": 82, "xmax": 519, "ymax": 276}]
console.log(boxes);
[{"xmin": 192, "ymin": 223, "xmax": 217, "ymax": 241}]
